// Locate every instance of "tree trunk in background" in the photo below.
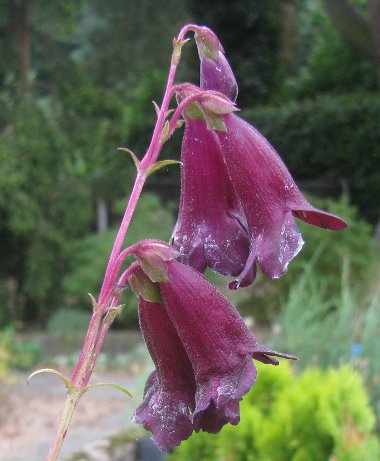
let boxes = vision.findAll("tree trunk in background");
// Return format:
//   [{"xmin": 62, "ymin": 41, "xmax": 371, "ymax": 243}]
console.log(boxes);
[
  {"xmin": 278, "ymin": 0, "xmax": 296, "ymax": 73},
  {"xmin": 368, "ymin": 0, "xmax": 380, "ymax": 240},
  {"xmin": 96, "ymin": 199, "xmax": 108, "ymax": 234},
  {"xmin": 368, "ymin": 0, "xmax": 380, "ymax": 85},
  {"xmin": 16, "ymin": 0, "xmax": 32, "ymax": 93},
  {"xmin": 322, "ymin": 0, "xmax": 373, "ymax": 58},
  {"xmin": 322, "ymin": 0, "xmax": 380, "ymax": 235}
]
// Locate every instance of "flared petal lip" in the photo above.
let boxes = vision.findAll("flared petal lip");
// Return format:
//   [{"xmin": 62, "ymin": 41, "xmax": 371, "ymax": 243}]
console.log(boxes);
[
  {"xmin": 252, "ymin": 350, "xmax": 298, "ymax": 365},
  {"xmin": 292, "ymin": 207, "xmax": 347, "ymax": 230}
]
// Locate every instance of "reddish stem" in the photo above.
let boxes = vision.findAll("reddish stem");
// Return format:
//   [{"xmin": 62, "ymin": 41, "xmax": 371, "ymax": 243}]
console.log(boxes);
[{"xmin": 45, "ymin": 24, "xmax": 192, "ymax": 461}]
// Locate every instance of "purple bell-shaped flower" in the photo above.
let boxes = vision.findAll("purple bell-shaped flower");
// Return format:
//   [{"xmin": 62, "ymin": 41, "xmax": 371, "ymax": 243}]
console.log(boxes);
[{"xmin": 128, "ymin": 241, "xmax": 295, "ymax": 449}]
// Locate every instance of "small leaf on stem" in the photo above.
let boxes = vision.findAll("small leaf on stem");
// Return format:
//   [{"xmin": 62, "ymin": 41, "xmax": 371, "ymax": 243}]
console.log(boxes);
[
  {"xmin": 79, "ymin": 382, "xmax": 132, "ymax": 399},
  {"xmin": 152, "ymin": 100, "xmax": 160, "ymax": 117},
  {"xmin": 27, "ymin": 369, "xmax": 75, "ymax": 393},
  {"xmin": 104, "ymin": 305, "xmax": 125, "ymax": 322},
  {"xmin": 88, "ymin": 293, "xmax": 99, "ymax": 313},
  {"xmin": 160, "ymin": 120, "xmax": 170, "ymax": 143},
  {"xmin": 175, "ymin": 118, "xmax": 185, "ymax": 129},
  {"xmin": 117, "ymin": 147, "xmax": 141, "ymax": 173},
  {"xmin": 146, "ymin": 159, "xmax": 182, "ymax": 177}
]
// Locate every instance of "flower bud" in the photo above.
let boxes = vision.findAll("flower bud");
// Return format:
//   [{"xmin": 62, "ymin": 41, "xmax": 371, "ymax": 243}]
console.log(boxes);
[{"xmin": 193, "ymin": 26, "xmax": 238, "ymax": 102}]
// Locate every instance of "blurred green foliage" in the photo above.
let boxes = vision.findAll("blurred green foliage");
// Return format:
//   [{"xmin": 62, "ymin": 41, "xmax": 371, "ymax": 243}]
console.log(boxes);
[
  {"xmin": 0, "ymin": 0, "xmax": 379, "ymax": 328},
  {"xmin": 277, "ymin": 0, "xmax": 377, "ymax": 101},
  {"xmin": 272, "ymin": 256, "xmax": 380, "ymax": 426},
  {"xmin": 47, "ymin": 308, "xmax": 90, "ymax": 341},
  {"xmin": 283, "ymin": 196, "xmax": 377, "ymax": 294},
  {"xmin": 238, "ymin": 196, "xmax": 377, "ymax": 322},
  {"xmin": 0, "ymin": 328, "xmax": 42, "ymax": 379},
  {"xmin": 170, "ymin": 363, "xmax": 380, "ymax": 461},
  {"xmin": 248, "ymin": 94, "xmax": 380, "ymax": 224}
]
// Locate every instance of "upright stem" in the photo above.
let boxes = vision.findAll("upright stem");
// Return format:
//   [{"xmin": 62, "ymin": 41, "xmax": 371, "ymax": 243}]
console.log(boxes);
[
  {"xmin": 97, "ymin": 171, "xmax": 146, "ymax": 308},
  {"xmin": 45, "ymin": 393, "xmax": 78, "ymax": 461},
  {"xmin": 45, "ymin": 26, "xmax": 191, "ymax": 461}
]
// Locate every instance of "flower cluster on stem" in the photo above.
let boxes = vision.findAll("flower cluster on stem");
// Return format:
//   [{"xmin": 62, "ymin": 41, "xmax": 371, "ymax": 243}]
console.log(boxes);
[{"xmin": 39, "ymin": 24, "xmax": 347, "ymax": 460}]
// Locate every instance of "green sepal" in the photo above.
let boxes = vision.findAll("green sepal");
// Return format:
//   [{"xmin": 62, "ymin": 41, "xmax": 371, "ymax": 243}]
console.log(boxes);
[
  {"xmin": 203, "ymin": 109, "xmax": 227, "ymax": 132},
  {"xmin": 184, "ymin": 100, "xmax": 227, "ymax": 131},
  {"xmin": 147, "ymin": 159, "xmax": 181, "ymax": 177},
  {"xmin": 79, "ymin": 382, "xmax": 132, "ymax": 399},
  {"xmin": 201, "ymin": 93, "xmax": 238, "ymax": 115},
  {"xmin": 136, "ymin": 252, "xmax": 169, "ymax": 282},
  {"xmin": 172, "ymin": 38, "xmax": 189, "ymax": 65},
  {"xmin": 184, "ymin": 101, "xmax": 204, "ymax": 120},
  {"xmin": 128, "ymin": 267, "xmax": 163, "ymax": 303}
]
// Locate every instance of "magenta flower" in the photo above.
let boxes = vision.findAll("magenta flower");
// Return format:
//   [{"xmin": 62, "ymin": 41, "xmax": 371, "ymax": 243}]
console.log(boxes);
[
  {"xmin": 171, "ymin": 117, "xmax": 250, "ymax": 278},
  {"xmin": 171, "ymin": 89, "xmax": 347, "ymax": 288},
  {"xmin": 215, "ymin": 113, "xmax": 347, "ymax": 288},
  {"xmin": 128, "ymin": 242, "xmax": 294, "ymax": 449},
  {"xmin": 193, "ymin": 26, "xmax": 238, "ymax": 102}
]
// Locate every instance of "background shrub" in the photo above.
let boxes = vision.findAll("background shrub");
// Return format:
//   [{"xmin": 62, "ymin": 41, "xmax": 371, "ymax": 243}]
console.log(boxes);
[
  {"xmin": 236, "ymin": 196, "xmax": 378, "ymax": 323},
  {"xmin": 0, "ymin": 328, "xmax": 42, "ymax": 379},
  {"xmin": 272, "ymin": 259, "xmax": 380, "ymax": 428},
  {"xmin": 246, "ymin": 93, "xmax": 380, "ymax": 224},
  {"xmin": 170, "ymin": 363, "xmax": 380, "ymax": 461}
]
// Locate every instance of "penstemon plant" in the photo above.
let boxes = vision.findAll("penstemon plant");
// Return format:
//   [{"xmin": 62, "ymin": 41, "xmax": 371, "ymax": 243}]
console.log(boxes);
[{"xmin": 30, "ymin": 25, "xmax": 346, "ymax": 460}]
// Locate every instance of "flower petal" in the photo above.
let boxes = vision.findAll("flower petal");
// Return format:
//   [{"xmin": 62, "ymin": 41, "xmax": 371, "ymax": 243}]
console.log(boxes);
[
  {"xmin": 171, "ymin": 118, "xmax": 249, "ymax": 277},
  {"xmin": 133, "ymin": 298, "xmax": 195, "ymax": 450},
  {"xmin": 292, "ymin": 206, "xmax": 347, "ymax": 230},
  {"xmin": 258, "ymin": 210, "xmax": 304, "ymax": 279},
  {"xmin": 200, "ymin": 51, "xmax": 238, "ymax": 102},
  {"xmin": 217, "ymin": 114, "xmax": 346, "ymax": 283},
  {"xmin": 160, "ymin": 260, "xmax": 292, "ymax": 433},
  {"xmin": 193, "ymin": 26, "xmax": 238, "ymax": 101}
]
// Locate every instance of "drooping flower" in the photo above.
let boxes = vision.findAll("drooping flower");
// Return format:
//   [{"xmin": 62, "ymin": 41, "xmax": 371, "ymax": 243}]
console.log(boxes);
[
  {"xmin": 193, "ymin": 25, "xmax": 238, "ymax": 102},
  {"xmin": 132, "ymin": 265, "xmax": 196, "ymax": 450},
  {"xmin": 171, "ymin": 116, "xmax": 250, "ymax": 279},
  {"xmin": 128, "ymin": 241, "xmax": 295, "ymax": 449},
  {"xmin": 171, "ymin": 86, "xmax": 347, "ymax": 288},
  {"xmin": 215, "ymin": 113, "xmax": 347, "ymax": 288}
]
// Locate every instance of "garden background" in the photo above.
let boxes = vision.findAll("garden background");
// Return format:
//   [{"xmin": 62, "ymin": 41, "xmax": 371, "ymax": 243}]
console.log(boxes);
[{"xmin": 1, "ymin": 1, "xmax": 380, "ymax": 460}]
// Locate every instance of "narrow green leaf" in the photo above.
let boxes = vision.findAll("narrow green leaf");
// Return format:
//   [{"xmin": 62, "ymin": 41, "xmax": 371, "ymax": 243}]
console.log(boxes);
[
  {"xmin": 79, "ymin": 382, "xmax": 132, "ymax": 398},
  {"xmin": 160, "ymin": 120, "xmax": 170, "ymax": 143},
  {"xmin": 117, "ymin": 147, "xmax": 141, "ymax": 172},
  {"xmin": 152, "ymin": 100, "xmax": 160, "ymax": 117},
  {"xmin": 105, "ymin": 305, "xmax": 125, "ymax": 322},
  {"xmin": 27, "ymin": 368, "xmax": 74, "ymax": 393},
  {"xmin": 88, "ymin": 293, "xmax": 99, "ymax": 312},
  {"xmin": 172, "ymin": 38, "xmax": 189, "ymax": 65},
  {"xmin": 147, "ymin": 160, "xmax": 181, "ymax": 177}
]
